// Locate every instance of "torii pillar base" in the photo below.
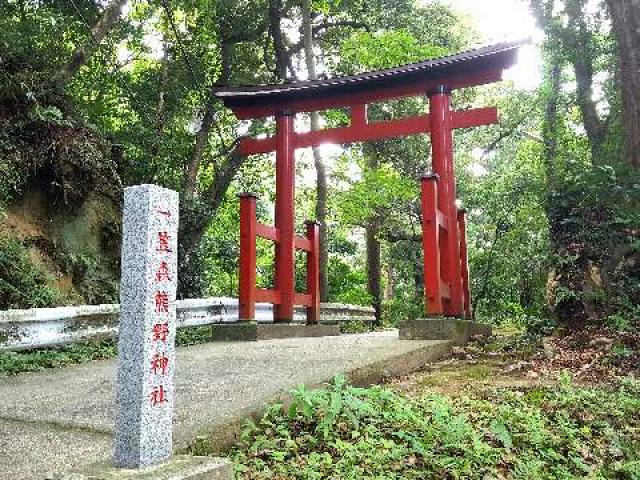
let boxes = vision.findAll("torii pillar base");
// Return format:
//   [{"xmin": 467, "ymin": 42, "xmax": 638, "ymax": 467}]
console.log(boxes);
[
  {"xmin": 210, "ymin": 322, "xmax": 340, "ymax": 342},
  {"xmin": 399, "ymin": 318, "xmax": 492, "ymax": 346}
]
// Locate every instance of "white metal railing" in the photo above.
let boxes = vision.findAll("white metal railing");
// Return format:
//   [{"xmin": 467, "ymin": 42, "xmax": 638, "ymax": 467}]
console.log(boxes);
[{"xmin": 0, "ymin": 298, "xmax": 375, "ymax": 351}]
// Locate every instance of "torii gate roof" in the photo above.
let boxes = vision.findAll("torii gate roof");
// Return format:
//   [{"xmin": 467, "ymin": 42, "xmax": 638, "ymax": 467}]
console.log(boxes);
[{"xmin": 214, "ymin": 40, "xmax": 524, "ymax": 119}]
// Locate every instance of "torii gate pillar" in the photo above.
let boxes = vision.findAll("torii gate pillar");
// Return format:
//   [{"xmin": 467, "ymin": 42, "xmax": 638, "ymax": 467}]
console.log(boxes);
[
  {"xmin": 274, "ymin": 113, "xmax": 296, "ymax": 322},
  {"xmin": 426, "ymin": 86, "xmax": 465, "ymax": 318}
]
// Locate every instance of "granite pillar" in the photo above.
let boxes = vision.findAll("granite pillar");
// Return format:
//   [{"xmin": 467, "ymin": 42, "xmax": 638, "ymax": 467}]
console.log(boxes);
[{"xmin": 114, "ymin": 184, "xmax": 179, "ymax": 468}]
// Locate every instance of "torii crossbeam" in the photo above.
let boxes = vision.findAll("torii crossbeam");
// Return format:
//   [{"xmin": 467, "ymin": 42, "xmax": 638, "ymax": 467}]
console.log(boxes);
[{"xmin": 215, "ymin": 41, "xmax": 523, "ymax": 324}]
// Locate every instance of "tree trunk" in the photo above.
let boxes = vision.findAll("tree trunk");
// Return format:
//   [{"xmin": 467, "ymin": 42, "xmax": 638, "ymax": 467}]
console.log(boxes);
[
  {"xmin": 56, "ymin": 0, "xmax": 128, "ymax": 85},
  {"xmin": 543, "ymin": 63, "xmax": 561, "ymax": 203},
  {"xmin": 179, "ymin": 0, "xmax": 291, "ymax": 297},
  {"xmin": 384, "ymin": 263, "xmax": 395, "ymax": 300},
  {"xmin": 183, "ymin": 42, "xmax": 232, "ymax": 199},
  {"xmin": 532, "ymin": 0, "xmax": 628, "ymax": 326},
  {"xmin": 177, "ymin": 41, "xmax": 236, "ymax": 298},
  {"xmin": 366, "ymin": 218, "xmax": 382, "ymax": 325},
  {"xmin": 301, "ymin": 0, "xmax": 329, "ymax": 301},
  {"xmin": 606, "ymin": 0, "xmax": 640, "ymax": 167},
  {"xmin": 564, "ymin": 0, "xmax": 607, "ymax": 162},
  {"xmin": 156, "ymin": 47, "xmax": 169, "ymax": 137},
  {"xmin": 412, "ymin": 247, "xmax": 423, "ymax": 301},
  {"xmin": 178, "ymin": 148, "xmax": 244, "ymax": 297},
  {"xmin": 542, "ymin": 58, "xmax": 591, "ymax": 324},
  {"xmin": 268, "ymin": 0, "xmax": 289, "ymax": 80},
  {"xmin": 150, "ymin": 40, "xmax": 169, "ymax": 159}
]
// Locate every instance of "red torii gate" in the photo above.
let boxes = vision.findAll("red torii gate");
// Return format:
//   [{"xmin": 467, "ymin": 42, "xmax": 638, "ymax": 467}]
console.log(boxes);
[{"xmin": 214, "ymin": 41, "xmax": 522, "ymax": 324}]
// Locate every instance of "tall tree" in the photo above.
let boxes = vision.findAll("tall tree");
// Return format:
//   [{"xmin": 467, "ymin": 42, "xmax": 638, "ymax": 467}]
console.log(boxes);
[
  {"xmin": 365, "ymin": 154, "xmax": 382, "ymax": 324},
  {"xmin": 301, "ymin": 0, "xmax": 329, "ymax": 302},
  {"xmin": 563, "ymin": 0, "xmax": 608, "ymax": 162},
  {"xmin": 531, "ymin": 0, "xmax": 640, "ymax": 325},
  {"xmin": 56, "ymin": 0, "xmax": 128, "ymax": 86},
  {"xmin": 174, "ymin": 1, "xmax": 273, "ymax": 296},
  {"xmin": 531, "ymin": 0, "xmax": 596, "ymax": 323},
  {"xmin": 268, "ymin": 0, "xmax": 290, "ymax": 80},
  {"xmin": 606, "ymin": 0, "xmax": 640, "ymax": 167}
]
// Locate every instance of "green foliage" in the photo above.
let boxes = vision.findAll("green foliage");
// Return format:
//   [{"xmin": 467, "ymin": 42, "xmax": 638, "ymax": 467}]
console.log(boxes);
[
  {"xmin": 231, "ymin": 376, "xmax": 640, "ymax": 479},
  {"xmin": 0, "ymin": 99, "xmax": 119, "ymax": 212},
  {"xmin": 201, "ymin": 196, "xmax": 241, "ymax": 297},
  {"xmin": 0, "ymin": 325, "xmax": 215, "ymax": 375},
  {"xmin": 605, "ymin": 313, "xmax": 634, "ymax": 332},
  {"xmin": 338, "ymin": 319, "xmax": 371, "ymax": 334},
  {"xmin": 0, "ymin": 0, "xmax": 80, "ymax": 100},
  {"xmin": 381, "ymin": 297, "xmax": 423, "ymax": 327},
  {"xmin": 453, "ymin": 86, "xmax": 551, "ymax": 323},
  {"xmin": 56, "ymin": 250, "xmax": 119, "ymax": 304},
  {"xmin": 0, "ymin": 234, "xmax": 60, "ymax": 309},
  {"xmin": 0, "ymin": 0, "xmax": 120, "ymax": 208},
  {"xmin": 547, "ymin": 160, "xmax": 640, "ymax": 322},
  {"xmin": 0, "ymin": 340, "xmax": 116, "ymax": 376},
  {"xmin": 328, "ymin": 260, "xmax": 370, "ymax": 306},
  {"xmin": 176, "ymin": 325, "xmax": 216, "ymax": 347},
  {"xmin": 338, "ymin": 164, "xmax": 417, "ymax": 227},
  {"xmin": 336, "ymin": 30, "xmax": 447, "ymax": 73},
  {"xmin": 28, "ymin": 105, "xmax": 72, "ymax": 127},
  {"xmin": 324, "ymin": 232, "xmax": 370, "ymax": 305}
]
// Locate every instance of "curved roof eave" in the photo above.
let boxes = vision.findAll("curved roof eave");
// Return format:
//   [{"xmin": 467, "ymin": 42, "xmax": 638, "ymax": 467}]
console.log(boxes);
[{"xmin": 215, "ymin": 40, "xmax": 526, "ymax": 119}]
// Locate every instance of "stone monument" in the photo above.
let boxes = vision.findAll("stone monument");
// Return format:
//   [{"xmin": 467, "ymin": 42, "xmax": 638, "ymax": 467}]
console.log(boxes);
[
  {"xmin": 60, "ymin": 184, "xmax": 232, "ymax": 479},
  {"xmin": 114, "ymin": 184, "xmax": 179, "ymax": 468}
]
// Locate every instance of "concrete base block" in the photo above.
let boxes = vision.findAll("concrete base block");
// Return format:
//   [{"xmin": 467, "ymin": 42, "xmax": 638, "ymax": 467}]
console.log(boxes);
[
  {"xmin": 211, "ymin": 322, "xmax": 340, "ymax": 341},
  {"xmin": 399, "ymin": 318, "xmax": 492, "ymax": 345},
  {"xmin": 211, "ymin": 322, "xmax": 259, "ymax": 341},
  {"xmin": 258, "ymin": 323, "xmax": 340, "ymax": 340},
  {"xmin": 60, "ymin": 455, "xmax": 232, "ymax": 479}
]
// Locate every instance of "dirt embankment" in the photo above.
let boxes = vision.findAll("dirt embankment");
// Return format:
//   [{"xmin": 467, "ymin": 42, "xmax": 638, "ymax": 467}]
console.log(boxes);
[{"xmin": 1, "ymin": 185, "xmax": 121, "ymax": 305}]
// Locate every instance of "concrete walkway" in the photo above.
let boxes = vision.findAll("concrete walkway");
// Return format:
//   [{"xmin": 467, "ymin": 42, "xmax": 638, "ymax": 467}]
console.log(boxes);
[{"xmin": 0, "ymin": 330, "xmax": 451, "ymax": 479}]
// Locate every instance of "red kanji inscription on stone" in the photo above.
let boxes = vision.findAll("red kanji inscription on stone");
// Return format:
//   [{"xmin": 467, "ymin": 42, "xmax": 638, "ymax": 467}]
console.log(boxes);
[
  {"xmin": 155, "ymin": 261, "xmax": 171, "ymax": 282},
  {"xmin": 150, "ymin": 385, "xmax": 167, "ymax": 406},
  {"xmin": 154, "ymin": 291, "xmax": 169, "ymax": 313},
  {"xmin": 150, "ymin": 352, "xmax": 170, "ymax": 375},
  {"xmin": 156, "ymin": 232, "xmax": 172, "ymax": 252},
  {"xmin": 152, "ymin": 323, "xmax": 169, "ymax": 342}
]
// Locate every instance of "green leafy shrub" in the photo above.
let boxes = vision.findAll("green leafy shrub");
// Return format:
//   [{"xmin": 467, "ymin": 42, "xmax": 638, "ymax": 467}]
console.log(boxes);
[
  {"xmin": 176, "ymin": 326, "xmax": 215, "ymax": 346},
  {"xmin": 0, "ymin": 340, "xmax": 116, "ymax": 375},
  {"xmin": 0, "ymin": 234, "xmax": 60, "ymax": 309},
  {"xmin": 0, "ymin": 325, "xmax": 216, "ymax": 375},
  {"xmin": 231, "ymin": 375, "xmax": 640, "ymax": 479},
  {"xmin": 382, "ymin": 297, "xmax": 423, "ymax": 327},
  {"xmin": 232, "ymin": 376, "xmax": 499, "ymax": 479},
  {"xmin": 339, "ymin": 319, "xmax": 371, "ymax": 334},
  {"xmin": 548, "ymin": 160, "xmax": 640, "ymax": 324},
  {"xmin": 55, "ymin": 250, "xmax": 118, "ymax": 305},
  {"xmin": 327, "ymin": 256, "xmax": 371, "ymax": 306}
]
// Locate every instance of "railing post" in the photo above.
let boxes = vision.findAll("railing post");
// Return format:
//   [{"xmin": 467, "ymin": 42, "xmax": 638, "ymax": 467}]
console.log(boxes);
[
  {"xmin": 305, "ymin": 220, "xmax": 320, "ymax": 324},
  {"xmin": 421, "ymin": 174, "xmax": 443, "ymax": 316},
  {"xmin": 457, "ymin": 208, "xmax": 472, "ymax": 319},
  {"xmin": 238, "ymin": 193, "xmax": 257, "ymax": 321},
  {"xmin": 428, "ymin": 86, "xmax": 464, "ymax": 317}
]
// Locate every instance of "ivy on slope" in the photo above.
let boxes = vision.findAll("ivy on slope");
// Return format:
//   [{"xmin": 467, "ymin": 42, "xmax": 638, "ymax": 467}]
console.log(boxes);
[{"xmin": 231, "ymin": 375, "xmax": 640, "ymax": 479}]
